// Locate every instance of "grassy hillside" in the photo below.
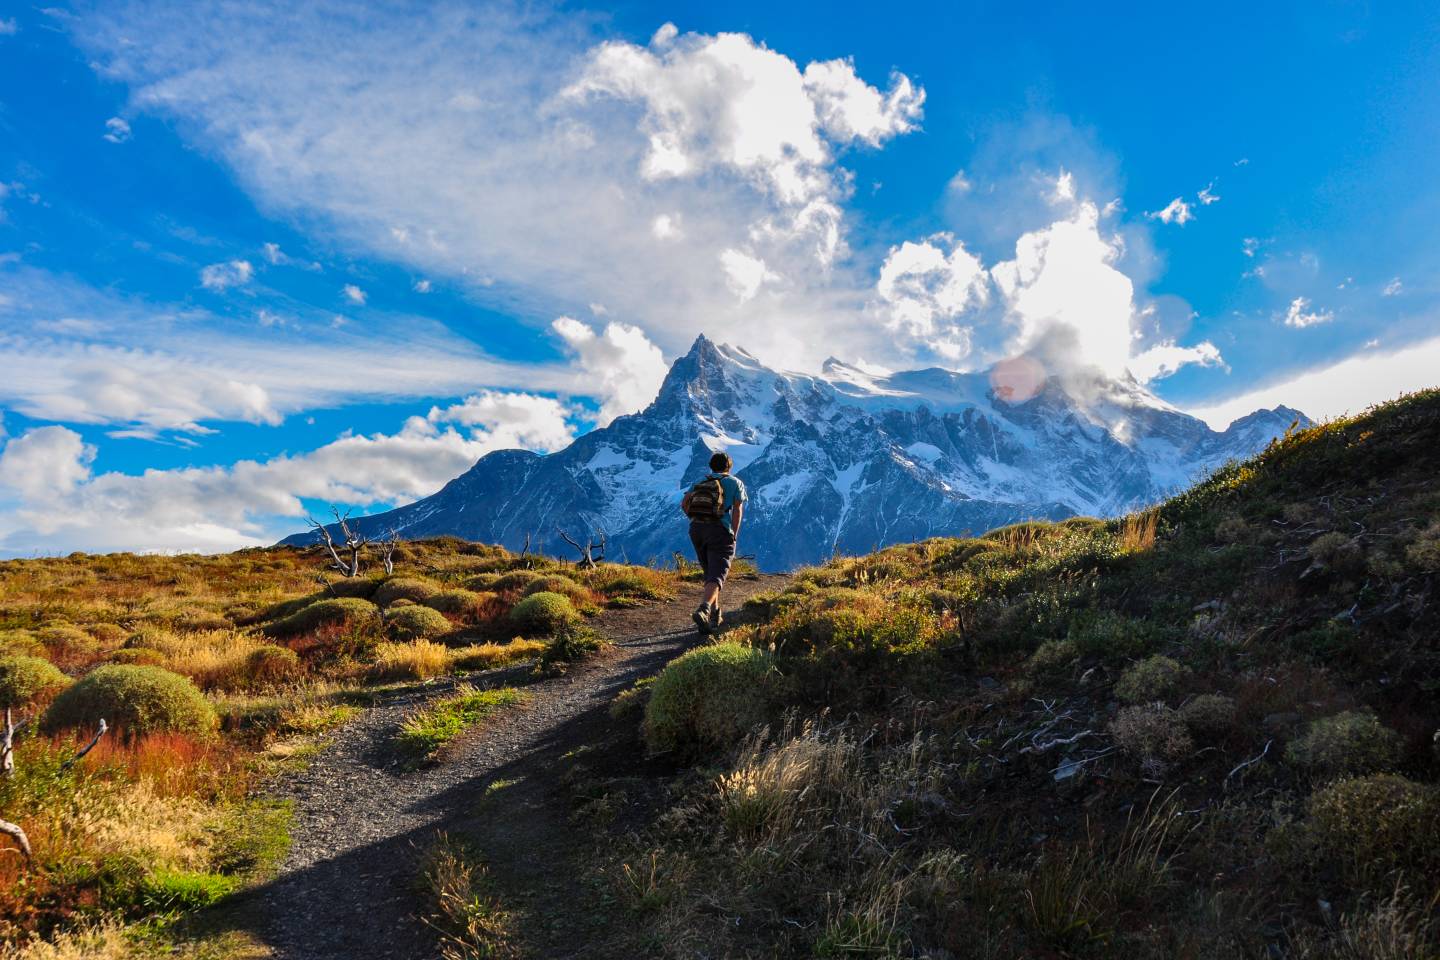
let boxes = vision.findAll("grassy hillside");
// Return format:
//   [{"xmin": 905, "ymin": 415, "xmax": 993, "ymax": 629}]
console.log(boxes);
[
  {"xmin": 612, "ymin": 389, "xmax": 1440, "ymax": 958},
  {"xmin": 0, "ymin": 537, "xmax": 680, "ymax": 951}
]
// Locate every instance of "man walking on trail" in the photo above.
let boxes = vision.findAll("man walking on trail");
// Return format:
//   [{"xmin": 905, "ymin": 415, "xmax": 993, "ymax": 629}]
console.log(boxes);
[{"xmin": 681, "ymin": 451, "xmax": 747, "ymax": 634}]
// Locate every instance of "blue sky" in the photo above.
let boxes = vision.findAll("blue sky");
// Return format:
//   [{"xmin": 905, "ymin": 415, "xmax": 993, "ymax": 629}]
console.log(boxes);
[{"xmin": 0, "ymin": 0, "xmax": 1437, "ymax": 553}]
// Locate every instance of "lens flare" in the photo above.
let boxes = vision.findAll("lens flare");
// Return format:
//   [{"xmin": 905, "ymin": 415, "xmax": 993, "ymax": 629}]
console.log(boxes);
[{"xmin": 989, "ymin": 355, "xmax": 1047, "ymax": 403}]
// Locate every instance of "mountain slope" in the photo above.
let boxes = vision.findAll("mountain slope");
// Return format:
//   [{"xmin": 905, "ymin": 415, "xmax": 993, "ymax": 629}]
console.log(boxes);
[{"xmin": 283, "ymin": 336, "xmax": 1305, "ymax": 569}]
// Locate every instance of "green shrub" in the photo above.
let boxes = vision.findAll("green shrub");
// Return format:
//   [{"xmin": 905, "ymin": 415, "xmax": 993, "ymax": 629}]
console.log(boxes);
[
  {"xmin": 265, "ymin": 597, "xmax": 380, "ymax": 637},
  {"xmin": 644, "ymin": 643, "xmax": 775, "ymax": 755},
  {"xmin": 536, "ymin": 623, "xmax": 607, "ymax": 673},
  {"xmin": 327, "ymin": 576, "xmax": 381, "ymax": 599},
  {"xmin": 461, "ymin": 572, "xmax": 501, "ymax": 591},
  {"xmin": 1403, "ymin": 521, "xmax": 1440, "ymax": 572},
  {"xmin": 1027, "ymin": 639, "xmax": 1078, "ymax": 676},
  {"xmin": 0, "ymin": 629, "xmax": 42, "ymax": 657},
  {"xmin": 1286, "ymin": 710, "xmax": 1402, "ymax": 778},
  {"xmin": 386, "ymin": 605, "xmax": 454, "ymax": 642},
  {"xmin": 1178, "ymin": 694, "xmax": 1237, "ymax": 738},
  {"xmin": 244, "ymin": 644, "xmax": 301, "ymax": 685},
  {"xmin": 523, "ymin": 575, "xmax": 591, "ymax": 604},
  {"xmin": 1304, "ymin": 774, "xmax": 1440, "ymax": 888},
  {"xmin": 591, "ymin": 569, "xmax": 672, "ymax": 601},
  {"xmin": 1114, "ymin": 656, "xmax": 1189, "ymax": 705},
  {"xmin": 374, "ymin": 577, "xmax": 441, "ymax": 607},
  {"xmin": 1067, "ymin": 611, "xmax": 1170, "ymax": 661},
  {"xmin": 509, "ymin": 592, "xmax": 578, "ymax": 634},
  {"xmin": 425, "ymin": 589, "xmax": 491, "ymax": 619},
  {"xmin": 490, "ymin": 569, "xmax": 545, "ymax": 593},
  {"xmin": 42, "ymin": 664, "xmax": 217, "ymax": 738},
  {"xmin": 108, "ymin": 648, "xmax": 167, "ymax": 667},
  {"xmin": 0, "ymin": 655, "xmax": 69, "ymax": 709},
  {"xmin": 1308, "ymin": 531, "xmax": 1362, "ymax": 571},
  {"xmin": 139, "ymin": 869, "xmax": 241, "ymax": 911}
]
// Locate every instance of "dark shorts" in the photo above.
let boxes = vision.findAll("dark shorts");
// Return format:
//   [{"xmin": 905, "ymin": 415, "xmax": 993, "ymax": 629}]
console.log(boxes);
[{"xmin": 689, "ymin": 521, "xmax": 736, "ymax": 588}]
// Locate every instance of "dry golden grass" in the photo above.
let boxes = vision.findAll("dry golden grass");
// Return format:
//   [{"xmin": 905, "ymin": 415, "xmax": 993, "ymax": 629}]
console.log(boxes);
[
  {"xmin": 370, "ymin": 640, "xmax": 452, "ymax": 680},
  {"xmin": 1120, "ymin": 508, "xmax": 1159, "ymax": 553}
]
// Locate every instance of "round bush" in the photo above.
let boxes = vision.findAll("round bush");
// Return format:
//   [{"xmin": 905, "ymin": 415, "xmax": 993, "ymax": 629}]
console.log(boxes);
[
  {"xmin": 86, "ymin": 623, "xmax": 129, "ymax": 645},
  {"xmin": 523, "ymin": 575, "xmax": 590, "ymax": 604},
  {"xmin": 374, "ymin": 577, "xmax": 441, "ymax": 607},
  {"xmin": 1027, "ymin": 639, "xmax": 1079, "ymax": 676},
  {"xmin": 327, "ymin": 577, "xmax": 381, "ymax": 599},
  {"xmin": 389, "ymin": 598, "xmax": 416, "ymax": 608},
  {"xmin": 1178, "ymin": 694, "xmax": 1237, "ymax": 738},
  {"xmin": 1114, "ymin": 655, "xmax": 1189, "ymax": 705},
  {"xmin": 461, "ymin": 573, "xmax": 501, "ymax": 591},
  {"xmin": 109, "ymin": 648, "xmax": 167, "ymax": 667},
  {"xmin": 42, "ymin": 664, "xmax": 217, "ymax": 738},
  {"xmin": 1286, "ymin": 710, "xmax": 1402, "ymax": 778},
  {"xmin": 266, "ymin": 597, "xmax": 380, "ymax": 637},
  {"xmin": 425, "ymin": 589, "xmax": 491, "ymax": 619},
  {"xmin": 508, "ymin": 592, "xmax": 578, "ymax": 634},
  {"xmin": 0, "ymin": 655, "xmax": 69, "ymax": 709},
  {"xmin": 0, "ymin": 630, "xmax": 43, "ymax": 657},
  {"xmin": 1109, "ymin": 703, "xmax": 1194, "ymax": 776},
  {"xmin": 244, "ymin": 644, "xmax": 300, "ymax": 685},
  {"xmin": 489, "ymin": 569, "xmax": 547, "ymax": 593},
  {"xmin": 644, "ymin": 643, "xmax": 775, "ymax": 755},
  {"xmin": 1305, "ymin": 774, "xmax": 1440, "ymax": 887},
  {"xmin": 386, "ymin": 605, "xmax": 454, "ymax": 642}
]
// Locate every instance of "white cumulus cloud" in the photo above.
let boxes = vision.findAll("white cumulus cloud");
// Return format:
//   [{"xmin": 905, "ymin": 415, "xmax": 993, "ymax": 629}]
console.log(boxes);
[
  {"xmin": 1146, "ymin": 197, "xmax": 1194, "ymax": 225},
  {"xmin": 876, "ymin": 237, "xmax": 987, "ymax": 360},
  {"xmin": 551, "ymin": 316, "xmax": 668, "ymax": 425},
  {"xmin": 342, "ymin": 283, "xmax": 367, "ymax": 306},
  {"xmin": 1282, "ymin": 296, "xmax": 1333, "ymax": 328},
  {"xmin": 199, "ymin": 259, "xmax": 253, "ymax": 291}
]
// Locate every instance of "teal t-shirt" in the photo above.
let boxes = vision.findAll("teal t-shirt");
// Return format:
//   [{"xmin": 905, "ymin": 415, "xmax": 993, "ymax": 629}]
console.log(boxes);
[{"xmin": 707, "ymin": 473, "xmax": 747, "ymax": 532}]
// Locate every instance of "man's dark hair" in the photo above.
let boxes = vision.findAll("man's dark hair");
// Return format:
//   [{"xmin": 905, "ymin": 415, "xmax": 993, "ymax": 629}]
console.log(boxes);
[{"xmin": 709, "ymin": 451, "xmax": 733, "ymax": 473}]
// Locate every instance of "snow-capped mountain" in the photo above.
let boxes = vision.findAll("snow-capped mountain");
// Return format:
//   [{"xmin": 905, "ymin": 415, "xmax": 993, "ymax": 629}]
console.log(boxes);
[{"xmin": 282, "ymin": 336, "xmax": 1306, "ymax": 570}]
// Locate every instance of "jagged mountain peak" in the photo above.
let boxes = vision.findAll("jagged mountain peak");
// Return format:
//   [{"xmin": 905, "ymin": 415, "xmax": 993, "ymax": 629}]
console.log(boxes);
[{"xmin": 283, "ymin": 340, "xmax": 1308, "ymax": 570}]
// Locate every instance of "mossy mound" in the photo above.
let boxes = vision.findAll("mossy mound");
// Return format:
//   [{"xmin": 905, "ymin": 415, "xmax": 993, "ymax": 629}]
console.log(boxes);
[
  {"xmin": 244, "ymin": 644, "xmax": 300, "ymax": 685},
  {"xmin": 0, "ymin": 655, "xmax": 70, "ymax": 709},
  {"xmin": 523, "ymin": 575, "xmax": 591, "ymax": 605},
  {"xmin": 109, "ymin": 648, "xmax": 167, "ymax": 667},
  {"xmin": 42, "ymin": 664, "xmax": 217, "ymax": 738},
  {"xmin": 386, "ymin": 605, "xmax": 455, "ymax": 642},
  {"xmin": 644, "ymin": 643, "xmax": 775, "ymax": 755},
  {"xmin": 264, "ymin": 597, "xmax": 381, "ymax": 637},
  {"xmin": 1303, "ymin": 774, "xmax": 1440, "ymax": 889},
  {"xmin": 373, "ymin": 577, "xmax": 441, "ymax": 607},
  {"xmin": 424, "ymin": 589, "xmax": 492, "ymax": 619},
  {"xmin": 1286, "ymin": 711, "xmax": 1403, "ymax": 778},
  {"xmin": 326, "ymin": 577, "xmax": 382, "ymax": 599},
  {"xmin": 508, "ymin": 592, "xmax": 578, "ymax": 634},
  {"xmin": 1114, "ymin": 655, "xmax": 1190, "ymax": 705},
  {"xmin": 489, "ymin": 570, "xmax": 544, "ymax": 593}
]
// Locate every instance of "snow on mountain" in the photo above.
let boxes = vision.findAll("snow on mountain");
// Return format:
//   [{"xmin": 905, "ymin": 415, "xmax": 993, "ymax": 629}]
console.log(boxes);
[{"xmin": 281, "ymin": 335, "xmax": 1307, "ymax": 570}]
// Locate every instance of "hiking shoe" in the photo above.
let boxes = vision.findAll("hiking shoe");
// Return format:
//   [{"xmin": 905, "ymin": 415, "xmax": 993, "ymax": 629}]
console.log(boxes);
[
  {"xmin": 709, "ymin": 605, "xmax": 724, "ymax": 631},
  {"xmin": 691, "ymin": 605, "xmax": 712, "ymax": 635}
]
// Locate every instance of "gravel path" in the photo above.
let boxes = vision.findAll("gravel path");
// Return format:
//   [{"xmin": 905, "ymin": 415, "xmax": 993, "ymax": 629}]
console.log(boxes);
[{"xmin": 244, "ymin": 574, "xmax": 787, "ymax": 960}]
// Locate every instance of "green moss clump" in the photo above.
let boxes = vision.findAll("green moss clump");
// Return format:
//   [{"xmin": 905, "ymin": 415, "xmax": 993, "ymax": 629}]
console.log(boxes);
[
  {"xmin": 1027, "ymin": 639, "xmax": 1078, "ymax": 676},
  {"xmin": 1304, "ymin": 774, "xmax": 1440, "ymax": 888},
  {"xmin": 265, "ymin": 597, "xmax": 381, "ymax": 637},
  {"xmin": 523, "ymin": 574, "xmax": 591, "ymax": 604},
  {"xmin": 509, "ymin": 592, "xmax": 578, "ymax": 634},
  {"xmin": 1177, "ymin": 694, "xmax": 1237, "ymax": 738},
  {"xmin": 644, "ymin": 643, "xmax": 775, "ymax": 756},
  {"xmin": 374, "ymin": 577, "xmax": 441, "ymax": 607},
  {"xmin": 424, "ymin": 588, "xmax": 491, "ymax": 619},
  {"xmin": 1286, "ymin": 710, "xmax": 1402, "ymax": 778},
  {"xmin": 1114, "ymin": 655, "xmax": 1190, "ymax": 705},
  {"xmin": 326, "ymin": 576, "xmax": 381, "ymax": 599},
  {"xmin": 109, "ymin": 648, "xmax": 167, "ymax": 667},
  {"xmin": 386, "ymin": 605, "xmax": 454, "ymax": 642},
  {"xmin": 490, "ymin": 570, "xmax": 544, "ymax": 593},
  {"xmin": 0, "ymin": 655, "xmax": 69, "ymax": 709},
  {"xmin": 42, "ymin": 664, "xmax": 217, "ymax": 738}
]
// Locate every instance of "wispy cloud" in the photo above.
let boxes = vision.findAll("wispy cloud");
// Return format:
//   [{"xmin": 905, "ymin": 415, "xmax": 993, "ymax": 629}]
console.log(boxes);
[
  {"xmin": 1383, "ymin": 277, "xmax": 1402, "ymax": 297},
  {"xmin": 1282, "ymin": 296, "xmax": 1333, "ymax": 328},
  {"xmin": 199, "ymin": 259, "xmax": 253, "ymax": 291},
  {"xmin": 102, "ymin": 116, "xmax": 132, "ymax": 143},
  {"xmin": 1147, "ymin": 197, "xmax": 1194, "ymax": 225},
  {"xmin": 341, "ymin": 283, "xmax": 366, "ymax": 306}
]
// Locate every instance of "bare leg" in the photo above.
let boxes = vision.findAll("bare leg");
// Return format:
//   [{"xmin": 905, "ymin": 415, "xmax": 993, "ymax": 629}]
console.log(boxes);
[{"xmin": 702, "ymin": 581, "xmax": 721, "ymax": 608}]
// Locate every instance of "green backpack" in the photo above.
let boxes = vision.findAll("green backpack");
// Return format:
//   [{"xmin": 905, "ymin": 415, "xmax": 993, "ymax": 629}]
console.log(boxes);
[{"xmin": 681, "ymin": 476, "xmax": 727, "ymax": 521}]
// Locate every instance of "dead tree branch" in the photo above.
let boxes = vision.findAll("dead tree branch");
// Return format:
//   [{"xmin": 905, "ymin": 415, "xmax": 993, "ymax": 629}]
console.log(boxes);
[
  {"xmin": 557, "ymin": 526, "xmax": 607, "ymax": 570},
  {"xmin": 0, "ymin": 818, "xmax": 30, "ymax": 860},
  {"xmin": 379, "ymin": 527, "xmax": 401, "ymax": 576},
  {"xmin": 1224, "ymin": 739, "xmax": 1272, "ymax": 790},
  {"xmin": 61, "ymin": 720, "xmax": 109, "ymax": 771},
  {"xmin": 307, "ymin": 506, "xmax": 369, "ymax": 577},
  {"xmin": 2, "ymin": 708, "xmax": 32, "ymax": 778}
]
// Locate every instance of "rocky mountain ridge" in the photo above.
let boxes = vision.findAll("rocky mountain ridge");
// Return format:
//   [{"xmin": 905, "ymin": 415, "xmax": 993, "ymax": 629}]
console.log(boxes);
[{"xmin": 282, "ymin": 336, "xmax": 1305, "ymax": 570}]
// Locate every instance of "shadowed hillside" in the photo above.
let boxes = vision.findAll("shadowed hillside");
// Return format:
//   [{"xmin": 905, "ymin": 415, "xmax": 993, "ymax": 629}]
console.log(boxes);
[{"xmin": 602, "ymin": 388, "xmax": 1440, "ymax": 958}]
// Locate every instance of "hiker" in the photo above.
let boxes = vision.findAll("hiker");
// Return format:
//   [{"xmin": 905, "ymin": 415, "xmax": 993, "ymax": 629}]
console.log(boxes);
[{"xmin": 681, "ymin": 451, "xmax": 747, "ymax": 634}]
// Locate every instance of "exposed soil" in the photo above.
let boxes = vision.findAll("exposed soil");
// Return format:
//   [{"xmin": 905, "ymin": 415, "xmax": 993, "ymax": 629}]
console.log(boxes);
[{"xmin": 236, "ymin": 573, "xmax": 788, "ymax": 959}]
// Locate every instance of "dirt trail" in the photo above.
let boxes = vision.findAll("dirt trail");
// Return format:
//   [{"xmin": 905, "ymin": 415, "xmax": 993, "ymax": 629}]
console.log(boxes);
[{"xmin": 242, "ymin": 573, "xmax": 787, "ymax": 960}]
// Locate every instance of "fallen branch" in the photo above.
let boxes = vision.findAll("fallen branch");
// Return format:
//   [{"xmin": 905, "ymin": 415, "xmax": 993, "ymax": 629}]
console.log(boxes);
[
  {"xmin": 2, "ymin": 708, "xmax": 31, "ymax": 778},
  {"xmin": 1224, "ymin": 739, "xmax": 1272, "ymax": 790},
  {"xmin": 0, "ymin": 818, "xmax": 30, "ymax": 860},
  {"xmin": 61, "ymin": 719, "xmax": 108, "ymax": 771},
  {"xmin": 1019, "ymin": 729, "xmax": 1093, "ymax": 756}
]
